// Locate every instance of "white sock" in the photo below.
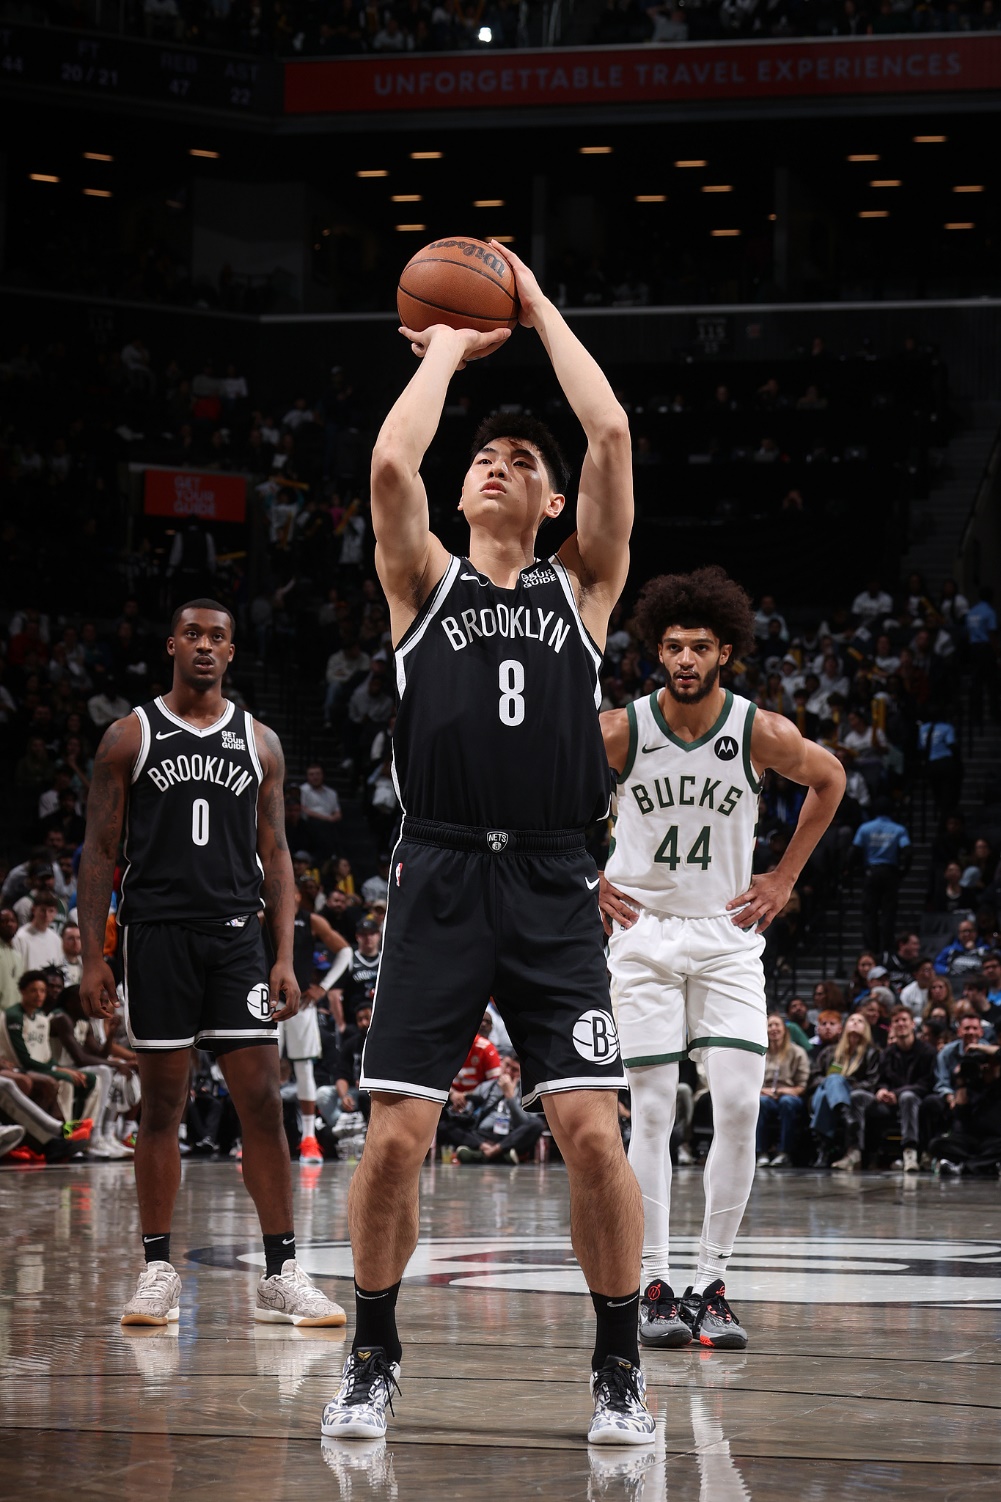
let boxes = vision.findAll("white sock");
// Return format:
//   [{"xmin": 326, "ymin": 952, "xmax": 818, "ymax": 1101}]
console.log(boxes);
[{"xmin": 301, "ymin": 1111, "xmax": 316, "ymax": 1140}]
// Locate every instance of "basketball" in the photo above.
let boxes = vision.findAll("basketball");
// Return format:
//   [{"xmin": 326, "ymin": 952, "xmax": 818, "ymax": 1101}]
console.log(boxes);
[{"xmin": 397, "ymin": 236, "xmax": 519, "ymax": 335}]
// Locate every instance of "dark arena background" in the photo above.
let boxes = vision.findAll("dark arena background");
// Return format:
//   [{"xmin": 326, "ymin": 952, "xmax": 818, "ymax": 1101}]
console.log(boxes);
[{"xmin": 1, "ymin": 3, "xmax": 1000, "ymax": 1499}]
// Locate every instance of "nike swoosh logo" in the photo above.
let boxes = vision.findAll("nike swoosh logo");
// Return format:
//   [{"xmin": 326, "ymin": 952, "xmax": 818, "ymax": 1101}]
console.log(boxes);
[
  {"xmin": 460, "ymin": 573, "xmax": 489, "ymax": 585},
  {"xmin": 282, "ymin": 1236, "xmax": 295, "ymax": 1245},
  {"xmin": 642, "ymin": 742, "xmax": 667, "ymax": 754},
  {"xmin": 607, "ymin": 1297, "xmax": 638, "ymax": 1308},
  {"xmin": 585, "ymin": 877, "xmax": 600, "ymax": 890},
  {"xmin": 156, "ymin": 730, "xmax": 182, "ymax": 740}
]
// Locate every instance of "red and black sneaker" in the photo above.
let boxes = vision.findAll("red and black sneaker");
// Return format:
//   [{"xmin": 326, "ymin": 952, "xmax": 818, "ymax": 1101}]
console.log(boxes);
[
  {"xmin": 679, "ymin": 1279, "xmax": 748, "ymax": 1350},
  {"xmin": 639, "ymin": 1279, "xmax": 692, "ymax": 1348}
]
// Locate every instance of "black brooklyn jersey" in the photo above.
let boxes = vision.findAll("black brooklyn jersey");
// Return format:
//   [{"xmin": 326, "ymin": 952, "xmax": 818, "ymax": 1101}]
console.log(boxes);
[
  {"xmin": 119, "ymin": 697, "xmax": 265, "ymax": 925},
  {"xmin": 391, "ymin": 555, "xmax": 610, "ymax": 828}
]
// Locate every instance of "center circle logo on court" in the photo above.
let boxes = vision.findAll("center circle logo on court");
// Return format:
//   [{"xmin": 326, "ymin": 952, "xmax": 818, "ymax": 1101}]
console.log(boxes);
[
  {"xmin": 572, "ymin": 1008, "xmax": 620, "ymax": 1063},
  {"xmin": 246, "ymin": 982, "xmax": 271, "ymax": 1020},
  {"xmin": 714, "ymin": 735, "xmax": 739, "ymax": 760}
]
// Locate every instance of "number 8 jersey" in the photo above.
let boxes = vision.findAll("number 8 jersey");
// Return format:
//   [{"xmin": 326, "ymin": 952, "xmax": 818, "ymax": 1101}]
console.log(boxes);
[
  {"xmin": 605, "ymin": 689, "xmax": 761, "ymax": 918},
  {"xmin": 118, "ymin": 697, "xmax": 265, "ymax": 925},
  {"xmin": 391, "ymin": 555, "xmax": 610, "ymax": 829}
]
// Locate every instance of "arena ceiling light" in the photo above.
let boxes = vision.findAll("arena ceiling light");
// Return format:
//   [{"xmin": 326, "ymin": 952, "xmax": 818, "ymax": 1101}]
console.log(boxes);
[
  {"xmin": 945, "ymin": 221, "xmax": 974, "ymax": 230},
  {"xmin": 391, "ymin": 194, "xmax": 422, "ymax": 202},
  {"xmin": 847, "ymin": 154, "xmax": 879, "ymax": 162},
  {"xmin": 702, "ymin": 185, "xmax": 733, "ymax": 193},
  {"xmin": 395, "ymin": 223, "xmax": 427, "ymax": 231},
  {"xmin": 473, "ymin": 199, "xmax": 505, "ymax": 207},
  {"xmin": 83, "ymin": 152, "xmax": 113, "ymax": 161},
  {"xmin": 410, "ymin": 151, "xmax": 443, "ymax": 159},
  {"xmin": 870, "ymin": 180, "xmax": 902, "ymax": 187},
  {"xmin": 29, "ymin": 173, "xmax": 59, "ymax": 182},
  {"xmin": 579, "ymin": 146, "xmax": 613, "ymax": 154},
  {"xmin": 675, "ymin": 160, "xmax": 707, "ymax": 168},
  {"xmin": 635, "ymin": 195, "xmax": 666, "ymax": 203},
  {"xmin": 711, "ymin": 228, "xmax": 740, "ymax": 237},
  {"xmin": 357, "ymin": 169, "xmax": 388, "ymax": 178},
  {"xmin": 953, "ymin": 185, "xmax": 984, "ymax": 193},
  {"xmin": 914, "ymin": 135, "xmax": 947, "ymax": 143},
  {"xmin": 859, "ymin": 210, "xmax": 889, "ymax": 218},
  {"xmin": 83, "ymin": 188, "xmax": 112, "ymax": 197},
  {"xmin": 189, "ymin": 149, "xmax": 220, "ymax": 159}
]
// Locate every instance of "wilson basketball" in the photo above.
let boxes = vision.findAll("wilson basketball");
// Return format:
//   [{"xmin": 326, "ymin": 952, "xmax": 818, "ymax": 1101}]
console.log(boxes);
[{"xmin": 397, "ymin": 236, "xmax": 519, "ymax": 334}]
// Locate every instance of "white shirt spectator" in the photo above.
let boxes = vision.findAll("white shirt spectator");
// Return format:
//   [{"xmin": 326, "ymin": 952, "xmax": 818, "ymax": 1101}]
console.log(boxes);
[
  {"xmin": 221, "ymin": 373, "xmax": 248, "ymax": 401},
  {"xmin": 12, "ymin": 922, "xmax": 64, "ymax": 972},
  {"xmin": 88, "ymin": 689, "xmax": 132, "ymax": 728},
  {"xmin": 851, "ymin": 587, "xmax": 893, "ymax": 622},
  {"xmin": 326, "ymin": 647, "xmax": 370, "ymax": 686},
  {"xmin": 844, "ymin": 768, "xmax": 871, "ymax": 809},
  {"xmin": 282, "ymin": 403, "xmax": 314, "ymax": 430},
  {"xmin": 300, "ymin": 781, "xmax": 342, "ymax": 820},
  {"xmin": 900, "ymin": 978, "xmax": 929, "ymax": 1017},
  {"xmin": 361, "ymin": 872, "xmax": 390, "ymax": 905}
]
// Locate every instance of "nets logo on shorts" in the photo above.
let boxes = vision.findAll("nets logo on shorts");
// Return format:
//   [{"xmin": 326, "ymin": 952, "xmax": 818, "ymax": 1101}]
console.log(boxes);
[
  {"xmin": 246, "ymin": 982, "xmax": 271, "ymax": 1020},
  {"xmin": 714, "ymin": 735, "xmax": 739, "ymax": 761},
  {"xmin": 572, "ymin": 1009, "xmax": 620, "ymax": 1064},
  {"xmin": 486, "ymin": 831, "xmax": 509, "ymax": 852}
]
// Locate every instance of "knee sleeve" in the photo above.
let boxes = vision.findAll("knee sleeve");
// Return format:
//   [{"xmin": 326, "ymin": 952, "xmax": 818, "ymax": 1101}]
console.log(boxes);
[{"xmin": 293, "ymin": 1059, "xmax": 316, "ymax": 1099}]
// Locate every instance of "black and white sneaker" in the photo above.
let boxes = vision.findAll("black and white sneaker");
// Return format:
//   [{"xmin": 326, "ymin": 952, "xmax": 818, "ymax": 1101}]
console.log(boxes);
[
  {"xmin": 679, "ymin": 1279, "xmax": 748, "ymax": 1350},
  {"xmin": 320, "ymin": 1347, "xmax": 401, "ymax": 1439},
  {"xmin": 639, "ymin": 1280, "xmax": 692, "ymax": 1349},
  {"xmin": 587, "ymin": 1357, "xmax": 656, "ymax": 1445}
]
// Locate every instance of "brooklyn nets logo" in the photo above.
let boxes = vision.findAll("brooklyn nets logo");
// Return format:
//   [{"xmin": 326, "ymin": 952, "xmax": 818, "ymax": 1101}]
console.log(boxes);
[
  {"xmin": 486, "ymin": 831, "xmax": 509, "ymax": 852},
  {"xmin": 572, "ymin": 1009, "xmax": 620, "ymax": 1064},
  {"xmin": 714, "ymin": 735, "xmax": 739, "ymax": 761},
  {"xmin": 191, "ymin": 1234, "xmax": 1001, "ymax": 1306},
  {"xmin": 246, "ymin": 982, "xmax": 271, "ymax": 1020}
]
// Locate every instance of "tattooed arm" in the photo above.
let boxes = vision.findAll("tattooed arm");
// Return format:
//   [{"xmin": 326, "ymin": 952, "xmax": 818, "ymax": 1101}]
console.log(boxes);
[
  {"xmin": 254, "ymin": 721, "xmax": 300, "ymax": 1021},
  {"xmin": 79, "ymin": 715, "xmax": 140, "ymax": 1020}
]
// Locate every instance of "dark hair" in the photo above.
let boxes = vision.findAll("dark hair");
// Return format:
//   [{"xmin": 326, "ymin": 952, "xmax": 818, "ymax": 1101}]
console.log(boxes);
[
  {"xmin": 632, "ymin": 566, "xmax": 756, "ymax": 657},
  {"xmin": 170, "ymin": 598, "xmax": 236, "ymax": 638},
  {"xmin": 470, "ymin": 414, "xmax": 570, "ymax": 494},
  {"xmin": 18, "ymin": 969, "xmax": 48, "ymax": 991}
]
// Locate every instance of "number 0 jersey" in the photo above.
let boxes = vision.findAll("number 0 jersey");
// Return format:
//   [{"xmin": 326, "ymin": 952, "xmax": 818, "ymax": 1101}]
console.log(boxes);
[
  {"xmin": 605, "ymin": 689, "xmax": 761, "ymax": 919},
  {"xmin": 391, "ymin": 554, "xmax": 610, "ymax": 829},
  {"xmin": 118, "ymin": 697, "xmax": 265, "ymax": 926}
]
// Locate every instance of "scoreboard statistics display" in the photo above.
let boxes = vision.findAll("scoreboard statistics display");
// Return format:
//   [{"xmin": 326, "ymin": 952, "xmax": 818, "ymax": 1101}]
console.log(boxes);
[{"xmin": 0, "ymin": 26, "xmax": 276, "ymax": 114}]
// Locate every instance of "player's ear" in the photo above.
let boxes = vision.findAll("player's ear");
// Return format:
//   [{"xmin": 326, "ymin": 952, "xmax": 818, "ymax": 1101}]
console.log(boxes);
[
  {"xmin": 166, "ymin": 636, "xmax": 175, "ymax": 658},
  {"xmin": 719, "ymin": 642, "xmax": 733, "ymax": 666},
  {"xmin": 544, "ymin": 492, "xmax": 565, "ymax": 519}
]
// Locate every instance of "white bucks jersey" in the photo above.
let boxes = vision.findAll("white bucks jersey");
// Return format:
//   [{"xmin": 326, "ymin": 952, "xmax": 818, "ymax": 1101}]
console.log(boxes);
[{"xmin": 605, "ymin": 689, "xmax": 761, "ymax": 919}]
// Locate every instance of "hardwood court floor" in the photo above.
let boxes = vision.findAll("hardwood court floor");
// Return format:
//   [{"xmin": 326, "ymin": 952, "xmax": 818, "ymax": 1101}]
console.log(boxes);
[{"xmin": 1, "ymin": 1155, "xmax": 999, "ymax": 1501}]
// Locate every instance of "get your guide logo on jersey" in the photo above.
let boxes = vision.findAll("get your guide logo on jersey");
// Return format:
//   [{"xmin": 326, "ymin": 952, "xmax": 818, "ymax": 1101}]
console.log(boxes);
[
  {"xmin": 573, "ymin": 1008, "xmax": 619, "ymax": 1063},
  {"xmin": 714, "ymin": 735, "xmax": 739, "ymax": 761},
  {"xmin": 246, "ymin": 982, "xmax": 272, "ymax": 1019}
]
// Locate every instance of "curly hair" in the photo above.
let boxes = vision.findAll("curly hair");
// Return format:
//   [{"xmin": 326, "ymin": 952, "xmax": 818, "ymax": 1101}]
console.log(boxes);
[
  {"xmin": 471, "ymin": 413, "xmax": 571, "ymax": 494},
  {"xmin": 632, "ymin": 566, "xmax": 756, "ymax": 657}
]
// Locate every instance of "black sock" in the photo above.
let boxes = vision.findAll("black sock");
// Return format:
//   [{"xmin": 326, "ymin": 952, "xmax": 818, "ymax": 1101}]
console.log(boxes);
[
  {"xmin": 263, "ymin": 1232, "xmax": 295, "ymax": 1278},
  {"xmin": 353, "ymin": 1280, "xmax": 402, "ymax": 1366},
  {"xmin": 590, "ymin": 1288, "xmax": 641, "ymax": 1371},
  {"xmin": 143, "ymin": 1233, "xmax": 171, "ymax": 1266}
]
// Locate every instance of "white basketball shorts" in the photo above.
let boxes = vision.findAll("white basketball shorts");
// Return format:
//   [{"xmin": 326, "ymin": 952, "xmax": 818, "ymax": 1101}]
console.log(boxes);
[{"xmin": 608, "ymin": 909, "xmax": 767, "ymax": 1067}]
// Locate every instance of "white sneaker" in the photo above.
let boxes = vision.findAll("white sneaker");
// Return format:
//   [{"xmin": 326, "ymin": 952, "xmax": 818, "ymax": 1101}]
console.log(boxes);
[
  {"xmin": 0, "ymin": 1124, "xmax": 25, "ymax": 1158},
  {"xmin": 332, "ymin": 1111, "xmax": 365, "ymax": 1138},
  {"xmin": 87, "ymin": 1136, "xmax": 116, "ymax": 1159},
  {"xmin": 902, "ymin": 1148, "xmax": 919, "ymax": 1173},
  {"xmin": 121, "ymin": 1261, "xmax": 181, "ymax": 1326},
  {"xmin": 756, "ymin": 1152, "xmax": 771, "ymax": 1168},
  {"xmin": 677, "ymin": 1143, "xmax": 695, "ymax": 1165},
  {"xmin": 96, "ymin": 1134, "xmax": 130, "ymax": 1159},
  {"xmin": 832, "ymin": 1148, "xmax": 861, "ymax": 1172},
  {"xmin": 255, "ymin": 1259, "xmax": 347, "ymax": 1327},
  {"xmin": 588, "ymin": 1357, "xmax": 656, "ymax": 1445},
  {"xmin": 770, "ymin": 1152, "xmax": 790, "ymax": 1168},
  {"xmin": 321, "ymin": 1348, "xmax": 401, "ymax": 1439}
]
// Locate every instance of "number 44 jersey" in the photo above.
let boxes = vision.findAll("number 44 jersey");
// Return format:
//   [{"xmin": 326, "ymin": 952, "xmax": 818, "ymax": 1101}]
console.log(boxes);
[
  {"xmin": 118, "ymin": 698, "xmax": 265, "ymax": 925},
  {"xmin": 605, "ymin": 689, "xmax": 762, "ymax": 918},
  {"xmin": 391, "ymin": 555, "xmax": 610, "ymax": 830}
]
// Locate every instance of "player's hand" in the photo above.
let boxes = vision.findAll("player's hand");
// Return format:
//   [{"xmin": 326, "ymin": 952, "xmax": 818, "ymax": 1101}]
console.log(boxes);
[
  {"xmin": 598, "ymin": 872, "xmax": 640, "ymax": 936},
  {"xmin": 80, "ymin": 959, "xmax": 119, "ymax": 1020},
  {"xmin": 398, "ymin": 323, "xmax": 511, "ymax": 370},
  {"xmin": 268, "ymin": 964, "xmax": 300, "ymax": 1022},
  {"xmin": 489, "ymin": 242, "xmax": 545, "ymax": 328},
  {"xmin": 727, "ymin": 871, "xmax": 794, "ymax": 933}
]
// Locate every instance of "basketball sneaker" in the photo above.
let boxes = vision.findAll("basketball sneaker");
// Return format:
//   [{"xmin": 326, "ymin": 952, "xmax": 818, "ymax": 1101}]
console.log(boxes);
[
  {"xmin": 587, "ymin": 1357, "xmax": 656, "ymax": 1445},
  {"xmin": 320, "ymin": 1348, "xmax": 402, "ymax": 1439},
  {"xmin": 679, "ymin": 1280, "xmax": 747, "ymax": 1350},
  {"xmin": 255, "ymin": 1259, "xmax": 346, "ymax": 1327},
  {"xmin": 121, "ymin": 1262, "xmax": 181, "ymax": 1326},
  {"xmin": 299, "ymin": 1135, "xmax": 324, "ymax": 1166},
  {"xmin": 0, "ymin": 1125, "xmax": 25, "ymax": 1158},
  {"xmin": 639, "ymin": 1280, "xmax": 692, "ymax": 1348}
]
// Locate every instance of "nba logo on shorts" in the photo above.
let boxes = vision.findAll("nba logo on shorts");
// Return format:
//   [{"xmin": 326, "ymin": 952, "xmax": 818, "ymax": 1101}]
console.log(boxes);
[
  {"xmin": 487, "ymin": 831, "xmax": 509, "ymax": 852},
  {"xmin": 246, "ymin": 982, "xmax": 271, "ymax": 1020},
  {"xmin": 572, "ymin": 1009, "xmax": 620, "ymax": 1064}
]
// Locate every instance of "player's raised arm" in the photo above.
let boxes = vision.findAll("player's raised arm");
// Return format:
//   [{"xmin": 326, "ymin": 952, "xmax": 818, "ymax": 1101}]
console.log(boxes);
[
  {"xmin": 78, "ymin": 715, "xmax": 140, "ymax": 1020},
  {"xmin": 496, "ymin": 244, "xmax": 632, "ymax": 637},
  {"xmin": 253, "ymin": 722, "xmax": 300, "ymax": 1021},
  {"xmin": 726, "ymin": 711, "xmax": 847, "ymax": 933},
  {"xmin": 372, "ymin": 321, "xmax": 511, "ymax": 641}
]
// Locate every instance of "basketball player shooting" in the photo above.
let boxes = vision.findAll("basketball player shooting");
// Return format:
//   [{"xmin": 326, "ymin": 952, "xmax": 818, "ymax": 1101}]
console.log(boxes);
[
  {"xmin": 321, "ymin": 247, "xmax": 655, "ymax": 1446},
  {"xmin": 78, "ymin": 600, "xmax": 345, "ymax": 1331},
  {"xmin": 599, "ymin": 568, "xmax": 846, "ymax": 1350}
]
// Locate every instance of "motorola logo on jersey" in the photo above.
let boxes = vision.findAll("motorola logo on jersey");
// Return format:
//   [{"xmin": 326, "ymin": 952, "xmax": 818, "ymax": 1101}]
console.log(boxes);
[
  {"xmin": 572, "ymin": 1009, "xmax": 620, "ymax": 1063},
  {"xmin": 487, "ymin": 831, "xmax": 509, "ymax": 852},
  {"xmin": 714, "ymin": 736, "xmax": 739, "ymax": 761},
  {"xmin": 246, "ymin": 982, "xmax": 272, "ymax": 1020}
]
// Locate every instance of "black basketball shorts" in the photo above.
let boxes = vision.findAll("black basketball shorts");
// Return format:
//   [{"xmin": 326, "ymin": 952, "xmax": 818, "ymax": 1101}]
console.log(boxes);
[
  {"xmin": 360, "ymin": 820, "xmax": 627, "ymax": 1108},
  {"xmin": 122, "ymin": 918, "xmax": 277, "ymax": 1054}
]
